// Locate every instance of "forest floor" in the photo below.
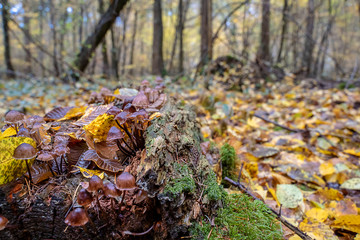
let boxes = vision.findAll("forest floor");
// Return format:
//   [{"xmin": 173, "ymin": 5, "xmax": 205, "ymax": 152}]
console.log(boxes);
[{"xmin": 1, "ymin": 72, "xmax": 360, "ymax": 240}]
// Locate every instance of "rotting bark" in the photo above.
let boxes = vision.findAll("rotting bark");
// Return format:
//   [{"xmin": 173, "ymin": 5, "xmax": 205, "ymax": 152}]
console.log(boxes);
[{"xmin": 0, "ymin": 101, "xmax": 221, "ymax": 240}]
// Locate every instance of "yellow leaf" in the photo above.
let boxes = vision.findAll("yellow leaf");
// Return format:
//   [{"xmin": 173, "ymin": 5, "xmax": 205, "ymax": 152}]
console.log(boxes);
[
  {"xmin": 58, "ymin": 106, "xmax": 87, "ymax": 121},
  {"xmin": 332, "ymin": 215, "xmax": 360, "ymax": 233},
  {"xmin": 0, "ymin": 127, "xmax": 17, "ymax": 140},
  {"xmin": 305, "ymin": 208, "xmax": 328, "ymax": 223},
  {"xmin": 344, "ymin": 149, "xmax": 360, "ymax": 157},
  {"xmin": 83, "ymin": 113, "xmax": 114, "ymax": 142},
  {"xmin": 150, "ymin": 112, "xmax": 162, "ymax": 120},
  {"xmin": 73, "ymin": 166, "xmax": 104, "ymax": 179},
  {"xmin": 247, "ymin": 117, "xmax": 260, "ymax": 128},
  {"xmin": 266, "ymin": 183, "xmax": 280, "ymax": 206},
  {"xmin": 355, "ymin": 234, "xmax": 360, "ymax": 240},
  {"xmin": 0, "ymin": 137, "xmax": 36, "ymax": 185},
  {"xmin": 51, "ymin": 126, "xmax": 61, "ymax": 131},
  {"xmin": 319, "ymin": 162, "xmax": 335, "ymax": 176},
  {"xmin": 289, "ymin": 235, "xmax": 302, "ymax": 240},
  {"xmin": 299, "ymin": 222, "xmax": 337, "ymax": 240},
  {"xmin": 315, "ymin": 188, "xmax": 343, "ymax": 202}
]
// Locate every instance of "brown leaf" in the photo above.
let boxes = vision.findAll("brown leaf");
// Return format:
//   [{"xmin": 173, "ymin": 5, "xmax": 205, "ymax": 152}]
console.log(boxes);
[{"xmin": 44, "ymin": 107, "xmax": 73, "ymax": 121}]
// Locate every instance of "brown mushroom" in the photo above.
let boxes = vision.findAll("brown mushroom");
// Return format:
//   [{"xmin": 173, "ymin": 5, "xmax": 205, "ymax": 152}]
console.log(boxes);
[
  {"xmin": 64, "ymin": 208, "xmax": 89, "ymax": 227},
  {"xmin": 86, "ymin": 175, "xmax": 104, "ymax": 211},
  {"xmin": 103, "ymin": 181, "xmax": 121, "ymax": 209},
  {"xmin": 77, "ymin": 188, "xmax": 93, "ymax": 208},
  {"xmin": 132, "ymin": 91, "xmax": 149, "ymax": 109},
  {"xmin": 0, "ymin": 215, "xmax": 9, "ymax": 231},
  {"xmin": 13, "ymin": 143, "xmax": 37, "ymax": 183},
  {"xmin": 115, "ymin": 172, "xmax": 136, "ymax": 206},
  {"xmin": 17, "ymin": 126, "xmax": 30, "ymax": 137},
  {"xmin": 5, "ymin": 110, "xmax": 25, "ymax": 133}
]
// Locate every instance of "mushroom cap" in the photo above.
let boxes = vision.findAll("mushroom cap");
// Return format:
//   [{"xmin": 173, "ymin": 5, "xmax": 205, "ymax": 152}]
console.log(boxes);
[
  {"xmin": 103, "ymin": 181, "xmax": 121, "ymax": 198},
  {"xmin": 64, "ymin": 208, "xmax": 89, "ymax": 227},
  {"xmin": 116, "ymin": 172, "xmax": 136, "ymax": 191},
  {"xmin": 77, "ymin": 189, "xmax": 93, "ymax": 207},
  {"xmin": 37, "ymin": 151, "xmax": 54, "ymax": 161},
  {"xmin": 17, "ymin": 126, "xmax": 30, "ymax": 137},
  {"xmin": 5, "ymin": 110, "xmax": 25, "ymax": 124},
  {"xmin": 0, "ymin": 215, "xmax": 9, "ymax": 231},
  {"xmin": 107, "ymin": 126, "xmax": 124, "ymax": 141},
  {"xmin": 13, "ymin": 143, "xmax": 36, "ymax": 160},
  {"xmin": 132, "ymin": 91, "xmax": 149, "ymax": 109},
  {"xmin": 87, "ymin": 175, "xmax": 104, "ymax": 193}
]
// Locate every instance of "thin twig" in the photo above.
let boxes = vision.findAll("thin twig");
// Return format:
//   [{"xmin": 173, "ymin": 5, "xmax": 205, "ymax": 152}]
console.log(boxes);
[
  {"xmin": 224, "ymin": 177, "xmax": 312, "ymax": 240},
  {"xmin": 253, "ymin": 113, "xmax": 301, "ymax": 132}
]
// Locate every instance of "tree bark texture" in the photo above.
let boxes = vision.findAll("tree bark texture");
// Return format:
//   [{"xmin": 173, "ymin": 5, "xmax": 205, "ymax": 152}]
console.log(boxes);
[
  {"xmin": 129, "ymin": 10, "xmax": 138, "ymax": 76},
  {"xmin": 1, "ymin": 0, "xmax": 15, "ymax": 78},
  {"xmin": 23, "ymin": 0, "xmax": 32, "ymax": 75},
  {"xmin": 259, "ymin": 0, "xmax": 271, "ymax": 62},
  {"xmin": 200, "ymin": 0, "xmax": 212, "ymax": 66},
  {"xmin": 98, "ymin": 0, "xmax": 110, "ymax": 77},
  {"xmin": 0, "ymin": 102, "xmax": 219, "ymax": 240},
  {"xmin": 277, "ymin": 0, "xmax": 289, "ymax": 64},
  {"xmin": 302, "ymin": 0, "xmax": 315, "ymax": 76},
  {"xmin": 73, "ymin": 0, "xmax": 129, "ymax": 72},
  {"xmin": 152, "ymin": 0, "xmax": 165, "ymax": 76}
]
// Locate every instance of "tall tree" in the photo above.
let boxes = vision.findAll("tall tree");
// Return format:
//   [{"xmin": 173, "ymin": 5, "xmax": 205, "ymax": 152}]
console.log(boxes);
[
  {"xmin": 258, "ymin": 0, "xmax": 271, "ymax": 62},
  {"xmin": 99, "ymin": 0, "xmax": 110, "ymax": 77},
  {"xmin": 129, "ymin": 10, "xmax": 138, "ymax": 75},
  {"xmin": 277, "ymin": 0, "xmax": 289, "ymax": 64},
  {"xmin": 48, "ymin": 0, "xmax": 60, "ymax": 76},
  {"xmin": 73, "ymin": 0, "xmax": 129, "ymax": 73},
  {"xmin": 1, "ymin": 0, "xmax": 15, "ymax": 78},
  {"xmin": 23, "ymin": 0, "xmax": 32, "ymax": 74},
  {"xmin": 121, "ymin": 6, "xmax": 131, "ymax": 75},
  {"xmin": 110, "ymin": 27, "xmax": 119, "ymax": 78},
  {"xmin": 200, "ymin": 0, "xmax": 212, "ymax": 66},
  {"xmin": 302, "ymin": 0, "xmax": 315, "ymax": 76},
  {"xmin": 152, "ymin": 0, "xmax": 164, "ymax": 75}
]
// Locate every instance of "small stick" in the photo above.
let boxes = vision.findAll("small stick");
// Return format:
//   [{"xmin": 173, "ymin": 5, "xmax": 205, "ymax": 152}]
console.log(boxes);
[
  {"xmin": 237, "ymin": 163, "xmax": 244, "ymax": 183},
  {"xmin": 253, "ymin": 113, "xmax": 301, "ymax": 132},
  {"xmin": 224, "ymin": 177, "xmax": 312, "ymax": 240}
]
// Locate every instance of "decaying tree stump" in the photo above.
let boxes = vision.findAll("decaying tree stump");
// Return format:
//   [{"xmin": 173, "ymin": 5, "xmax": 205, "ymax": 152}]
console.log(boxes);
[{"xmin": 0, "ymin": 101, "xmax": 223, "ymax": 240}]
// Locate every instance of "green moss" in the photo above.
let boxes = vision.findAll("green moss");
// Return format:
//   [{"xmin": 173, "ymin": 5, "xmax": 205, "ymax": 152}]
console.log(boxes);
[
  {"xmin": 164, "ymin": 164, "xmax": 196, "ymax": 198},
  {"xmin": 204, "ymin": 171, "xmax": 227, "ymax": 201},
  {"xmin": 220, "ymin": 143, "xmax": 236, "ymax": 182},
  {"xmin": 190, "ymin": 194, "xmax": 282, "ymax": 240}
]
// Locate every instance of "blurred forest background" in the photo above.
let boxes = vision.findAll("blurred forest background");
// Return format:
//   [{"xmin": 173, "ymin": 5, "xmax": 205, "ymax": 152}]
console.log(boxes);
[{"xmin": 0, "ymin": 0, "xmax": 359, "ymax": 82}]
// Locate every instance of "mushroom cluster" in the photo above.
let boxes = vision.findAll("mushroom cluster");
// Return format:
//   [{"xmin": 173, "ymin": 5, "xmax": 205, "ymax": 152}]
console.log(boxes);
[{"xmin": 66, "ymin": 172, "xmax": 137, "ymax": 228}]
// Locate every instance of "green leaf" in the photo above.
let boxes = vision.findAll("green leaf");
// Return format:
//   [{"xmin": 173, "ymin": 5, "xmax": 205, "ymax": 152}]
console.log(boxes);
[{"xmin": 276, "ymin": 184, "xmax": 303, "ymax": 208}]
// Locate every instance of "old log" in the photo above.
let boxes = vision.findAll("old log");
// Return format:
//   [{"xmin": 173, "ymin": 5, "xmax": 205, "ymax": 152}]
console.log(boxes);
[{"xmin": 0, "ymin": 101, "xmax": 222, "ymax": 239}]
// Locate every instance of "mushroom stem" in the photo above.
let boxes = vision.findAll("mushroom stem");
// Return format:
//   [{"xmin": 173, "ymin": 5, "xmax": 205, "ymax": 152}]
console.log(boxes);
[
  {"xmin": 54, "ymin": 158, "xmax": 61, "ymax": 174},
  {"xmin": 116, "ymin": 122, "xmax": 138, "ymax": 150},
  {"xmin": 95, "ymin": 194, "xmax": 103, "ymax": 213},
  {"xmin": 111, "ymin": 198, "xmax": 115, "ymax": 209},
  {"xmin": 121, "ymin": 138, "xmax": 136, "ymax": 154},
  {"xmin": 116, "ymin": 140, "xmax": 132, "ymax": 156},
  {"xmin": 120, "ymin": 190, "xmax": 126, "ymax": 206},
  {"xmin": 47, "ymin": 162, "xmax": 56, "ymax": 177},
  {"xmin": 59, "ymin": 155, "xmax": 64, "ymax": 174},
  {"xmin": 25, "ymin": 159, "xmax": 32, "ymax": 183}
]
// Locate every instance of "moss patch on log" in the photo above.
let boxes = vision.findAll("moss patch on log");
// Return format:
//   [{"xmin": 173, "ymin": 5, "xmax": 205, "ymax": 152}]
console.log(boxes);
[{"xmin": 190, "ymin": 193, "xmax": 282, "ymax": 240}]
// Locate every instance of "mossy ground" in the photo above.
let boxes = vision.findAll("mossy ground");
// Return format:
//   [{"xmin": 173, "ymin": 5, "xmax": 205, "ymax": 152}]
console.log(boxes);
[{"xmin": 190, "ymin": 193, "xmax": 282, "ymax": 240}]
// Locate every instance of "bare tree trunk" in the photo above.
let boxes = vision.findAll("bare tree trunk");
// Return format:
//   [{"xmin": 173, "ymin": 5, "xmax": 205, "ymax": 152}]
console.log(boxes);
[
  {"xmin": 291, "ymin": 1, "xmax": 299, "ymax": 72},
  {"xmin": 23, "ymin": 0, "xmax": 32, "ymax": 75},
  {"xmin": 99, "ymin": 0, "xmax": 110, "ymax": 77},
  {"xmin": 79, "ymin": 4, "xmax": 84, "ymax": 46},
  {"xmin": 313, "ymin": 0, "xmax": 334, "ymax": 77},
  {"xmin": 59, "ymin": 6, "xmax": 69, "ymax": 74},
  {"xmin": 258, "ymin": 0, "xmax": 271, "ymax": 62},
  {"xmin": 129, "ymin": 10, "xmax": 138, "ymax": 75},
  {"xmin": 1, "ymin": 0, "xmax": 15, "ymax": 78},
  {"xmin": 38, "ymin": 0, "xmax": 45, "ymax": 77},
  {"xmin": 178, "ymin": 0, "xmax": 186, "ymax": 74},
  {"xmin": 168, "ymin": 0, "xmax": 180, "ymax": 74},
  {"xmin": 121, "ymin": 6, "xmax": 131, "ymax": 75},
  {"xmin": 152, "ymin": 0, "xmax": 164, "ymax": 75},
  {"xmin": 73, "ymin": 0, "xmax": 129, "ymax": 73},
  {"xmin": 277, "ymin": 0, "xmax": 288, "ymax": 64},
  {"xmin": 110, "ymin": 27, "xmax": 119, "ymax": 79},
  {"xmin": 48, "ymin": 0, "xmax": 60, "ymax": 77},
  {"xmin": 242, "ymin": 4, "xmax": 250, "ymax": 61},
  {"xmin": 200, "ymin": 0, "xmax": 212, "ymax": 66},
  {"xmin": 302, "ymin": 0, "xmax": 315, "ymax": 76}
]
